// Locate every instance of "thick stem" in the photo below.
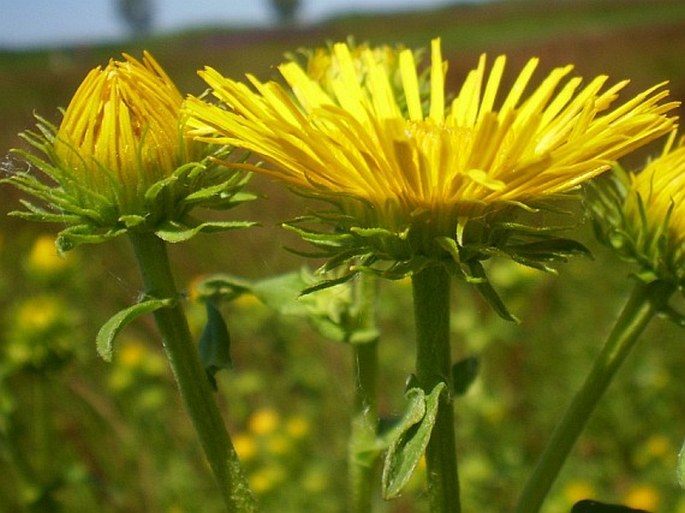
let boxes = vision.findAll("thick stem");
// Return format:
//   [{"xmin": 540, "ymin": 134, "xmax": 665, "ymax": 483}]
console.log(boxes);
[
  {"xmin": 412, "ymin": 265, "xmax": 461, "ymax": 513},
  {"xmin": 349, "ymin": 273, "xmax": 380, "ymax": 513},
  {"xmin": 128, "ymin": 232, "xmax": 257, "ymax": 513},
  {"xmin": 515, "ymin": 279, "xmax": 675, "ymax": 513}
]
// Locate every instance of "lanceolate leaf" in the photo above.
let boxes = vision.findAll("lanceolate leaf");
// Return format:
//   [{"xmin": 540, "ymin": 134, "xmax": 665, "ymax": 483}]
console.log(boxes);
[
  {"xmin": 382, "ymin": 383, "xmax": 446, "ymax": 499},
  {"xmin": 96, "ymin": 298, "xmax": 173, "ymax": 361}
]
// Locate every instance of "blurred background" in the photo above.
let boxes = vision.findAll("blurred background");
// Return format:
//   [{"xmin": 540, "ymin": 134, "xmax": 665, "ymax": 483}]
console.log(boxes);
[{"xmin": 2, "ymin": 1, "xmax": 685, "ymax": 512}]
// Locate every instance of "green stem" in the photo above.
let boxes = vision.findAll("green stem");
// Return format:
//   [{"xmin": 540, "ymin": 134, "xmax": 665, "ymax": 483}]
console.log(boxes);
[
  {"xmin": 412, "ymin": 265, "xmax": 461, "ymax": 513},
  {"xmin": 515, "ymin": 279, "xmax": 675, "ymax": 513},
  {"xmin": 348, "ymin": 273, "xmax": 380, "ymax": 513},
  {"xmin": 128, "ymin": 232, "xmax": 257, "ymax": 513}
]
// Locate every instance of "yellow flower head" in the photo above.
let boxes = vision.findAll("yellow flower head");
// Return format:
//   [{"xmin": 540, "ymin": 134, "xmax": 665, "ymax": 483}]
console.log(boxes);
[
  {"xmin": 187, "ymin": 39, "xmax": 676, "ymax": 229},
  {"xmin": 6, "ymin": 52, "xmax": 254, "ymax": 250},
  {"xmin": 55, "ymin": 52, "xmax": 187, "ymax": 209},
  {"xmin": 592, "ymin": 130, "xmax": 685, "ymax": 285},
  {"xmin": 185, "ymin": 39, "xmax": 677, "ymax": 291},
  {"xmin": 628, "ymin": 132, "xmax": 685, "ymax": 246}
]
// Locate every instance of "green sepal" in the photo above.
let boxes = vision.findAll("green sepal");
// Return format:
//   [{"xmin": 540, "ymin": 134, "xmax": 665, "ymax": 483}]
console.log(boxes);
[
  {"xmin": 56, "ymin": 224, "xmax": 127, "ymax": 252},
  {"xmin": 4, "ymin": 116, "xmax": 257, "ymax": 250},
  {"xmin": 451, "ymin": 356, "xmax": 479, "ymax": 396},
  {"xmin": 96, "ymin": 297, "xmax": 174, "ymax": 361},
  {"xmin": 381, "ymin": 382, "xmax": 446, "ymax": 499},
  {"xmin": 155, "ymin": 220, "xmax": 256, "ymax": 243},
  {"xmin": 198, "ymin": 300, "xmax": 233, "ymax": 391},
  {"xmin": 465, "ymin": 259, "xmax": 518, "ymax": 322}
]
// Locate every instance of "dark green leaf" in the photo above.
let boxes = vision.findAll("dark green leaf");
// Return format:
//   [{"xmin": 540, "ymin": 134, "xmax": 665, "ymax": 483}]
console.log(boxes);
[
  {"xmin": 199, "ymin": 301, "xmax": 232, "ymax": 391},
  {"xmin": 452, "ymin": 356, "xmax": 479, "ymax": 395},
  {"xmin": 571, "ymin": 499, "xmax": 650, "ymax": 513}
]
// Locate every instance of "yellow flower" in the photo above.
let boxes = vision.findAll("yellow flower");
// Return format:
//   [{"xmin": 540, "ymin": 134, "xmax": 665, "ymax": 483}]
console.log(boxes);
[
  {"xmin": 6, "ymin": 51, "xmax": 254, "ymax": 250},
  {"xmin": 55, "ymin": 52, "xmax": 187, "ymax": 210},
  {"xmin": 187, "ymin": 38, "xmax": 676, "ymax": 233},
  {"xmin": 590, "ymin": 130, "xmax": 685, "ymax": 285}
]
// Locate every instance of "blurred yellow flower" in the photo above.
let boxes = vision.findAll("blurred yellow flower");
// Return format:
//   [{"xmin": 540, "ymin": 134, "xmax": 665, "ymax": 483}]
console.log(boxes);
[
  {"xmin": 248, "ymin": 464, "xmax": 286, "ymax": 494},
  {"xmin": 285, "ymin": 416, "xmax": 311, "ymax": 439},
  {"xmin": 232, "ymin": 433, "xmax": 258, "ymax": 462},
  {"xmin": 624, "ymin": 484, "xmax": 660, "ymax": 511},
  {"xmin": 118, "ymin": 339, "xmax": 148, "ymax": 369},
  {"xmin": 248, "ymin": 408, "xmax": 281, "ymax": 435},
  {"xmin": 55, "ymin": 51, "xmax": 187, "ymax": 210},
  {"xmin": 16, "ymin": 294, "xmax": 61, "ymax": 331},
  {"xmin": 266, "ymin": 433, "xmax": 292, "ymax": 456},
  {"xmin": 26, "ymin": 234, "xmax": 71, "ymax": 275},
  {"xmin": 187, "ymin": 38, "xmax": 676, "ymax": 231},
  {"xmin": 562, "ymin": 480, "xmax": 596, "ymax": 505},
  {"xmin": 644, "ymin": 434, "xmax": 672, "ymax": 459}
]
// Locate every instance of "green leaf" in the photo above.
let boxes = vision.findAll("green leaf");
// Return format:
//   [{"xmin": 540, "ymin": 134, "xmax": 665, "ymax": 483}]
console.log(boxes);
[
  {"xmin": 194, "ymin": 273, "xmax": 253, "ymax": 302},
  {"xmin": 199, "ymin": 300, "xmax": 232, "ymax": 391},
  {"xmin": 677, "ymin": 438, "xmax": 685, "ymax": 489},
  {"xmin": 381, "ymin": 383, "xmax": 446, "ymax": 499},
  {"xmin": 96, "ymin": 298, "xmax": 173, "ymax": 361},
  {"xmin": 251, "ymin": 272, "xmax": 312, "ymax": 316},
  {"xmin": 452, "ymin": 356, "xmax": 479, "ymax": 396},
  {"xmin": 571, "ymin": 499, "xmax": 650, "ymax": 513}
]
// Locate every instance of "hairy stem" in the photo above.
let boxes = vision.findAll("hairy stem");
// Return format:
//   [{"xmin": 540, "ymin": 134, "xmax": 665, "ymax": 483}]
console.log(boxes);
[
  {"xmin": 515, "ymin": 279, "xmax": 674, "ymax": 513},
  {"xmin": 412, "ymin": 265, "xmax": 461, "ymax": 513},
  {"xmin": 128, "ymin": 232, "xmax": 257, "ymax": 513},
  {"xmin": 349, "ymin": 273, "xmax": 380, "ymax": 513}
]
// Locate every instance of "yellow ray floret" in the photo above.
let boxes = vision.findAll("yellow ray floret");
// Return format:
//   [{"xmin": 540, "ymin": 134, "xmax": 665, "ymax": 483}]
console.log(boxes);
[
  {"xmin": 56, "ymin": 51, "xmax": 184, "ymax": 200},
  {"xmin": 186, "ymin": 38, "xmax": 678, "ymax": 222},
  {"xmin": 628, "ymin": 131, "xmax": 685, "ymax": 248}
]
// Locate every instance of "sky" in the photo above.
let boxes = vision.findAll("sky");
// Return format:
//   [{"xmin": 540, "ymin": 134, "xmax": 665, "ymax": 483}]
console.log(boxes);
[{"xmin": 0, "ymin": 0, "xmax": 482, "ymax": 49}]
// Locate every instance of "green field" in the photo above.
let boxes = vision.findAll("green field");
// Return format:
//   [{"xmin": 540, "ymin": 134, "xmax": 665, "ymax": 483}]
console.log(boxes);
[{"xmin": 2, "ymin": 1, "xmax": 685, "ymax": 512}]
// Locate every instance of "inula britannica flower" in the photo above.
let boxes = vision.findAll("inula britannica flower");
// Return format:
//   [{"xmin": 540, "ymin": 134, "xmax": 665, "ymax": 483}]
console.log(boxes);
[
  {"xmin": 6, "ymin": 52, "xmax": 253, "ymax": 251},
  {"xmin": 186, "ymin": 39, "xmax": 677, "ymax": 281},
  {"xmin": 54, "ymin": 52, "xmax": 187, "ymax": 204},
  {"xmin": 589, "ymin": 130, "xmax": 685, "ymax": 286}
]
